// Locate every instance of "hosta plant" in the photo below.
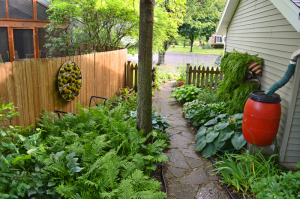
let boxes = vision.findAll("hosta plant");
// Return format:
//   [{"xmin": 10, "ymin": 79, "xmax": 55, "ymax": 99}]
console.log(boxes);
[
  {"xmin": 170, "ymin": 84, "xmax": 202, "ymax": 102},
  {"xmin": 183, "ymin": 100, "xmax": 226, "ymax": 126},
  {"xmin": 195, "ymin": 113, "xmax": 246, "ymax": 157}
]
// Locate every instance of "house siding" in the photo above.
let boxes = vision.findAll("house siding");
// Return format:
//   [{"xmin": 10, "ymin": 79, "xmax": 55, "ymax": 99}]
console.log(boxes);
[{"xmin": 225, "ymin": 0, "xmax": 300, "ymax": 162}]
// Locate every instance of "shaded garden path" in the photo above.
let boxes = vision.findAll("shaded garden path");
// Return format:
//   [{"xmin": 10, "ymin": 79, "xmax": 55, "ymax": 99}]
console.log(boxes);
[{"xmin": 153, "ymin": 81, "xmax": 229, "ymax": 199}]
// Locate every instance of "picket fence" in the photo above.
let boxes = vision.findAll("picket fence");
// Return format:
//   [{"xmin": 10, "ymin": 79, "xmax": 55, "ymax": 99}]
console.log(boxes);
[
  {"xmin": 185, "ymin": 63, "xmax": 223, "ymax": 90},
  {"xmin": 0, "ymin": 49, "xmax": 127, "ymax": 127}
]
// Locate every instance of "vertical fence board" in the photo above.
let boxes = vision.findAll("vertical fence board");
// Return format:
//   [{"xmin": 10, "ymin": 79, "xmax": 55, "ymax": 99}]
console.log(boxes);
[
  {"xmin": 20, "ymin": 61, "xmax": 29, "ymax": 126},
  {"xmin": 110, "ymin": 52, "xmax": 114, "ymax": 97},
  {"xmin": 87, "ymin": 54, "xmax": 92, "ymax": 105},
  {"xmin": 12, "ymin": 61, "xmax": 23, "ymax": 126},
  {"xmin": 134, "ymin": 66, "xmax": 138, "ymax": 91},
  {"xmin": 5, "ymin": 62, "xmax": 16, "ymax": 125},
  {"xmin": 210, "ymin": 67, "xmax": 213, "ymax": 89},
  {"xmin": 196, "ymin": 66, "xmax": 200, "ymax": 88},
  {"xmin": 81, "ymin": 55, "xmax": 87, "ymax": 107},
  {"xmin": 205, "ymin": 67, "xmax": 209, "ymax": 89},
  {"xmin": 60, "ymin": 57, "xmax": 69, "ymax": 112},
  {"xmin": 192, "ymin": 66, "xmax": 196, "ymax": 85},
  {"xmin": 53, "ymin": 57, "xmax": 61, "ymax": 112},
  {"xmin": 47, "ymin": 58, "xmax": 55, "ymax": 113},
  {"xmin": 25, "ymin": 60, "xmax": 35, "ymax": 125},
  {"xmin": 214, "ymin": 68, "xmax": 219, "ymax": 90},
  {"xmin": 0, "ymin": 64, "xmax": 8, "ymax": 105},
  {"xmin": 37, "ymin": 59, "xmax": 46, "ymax": 117},
  {"xmin": 76, "ymin": 55, "xmax": 83, "ymax": 112}
]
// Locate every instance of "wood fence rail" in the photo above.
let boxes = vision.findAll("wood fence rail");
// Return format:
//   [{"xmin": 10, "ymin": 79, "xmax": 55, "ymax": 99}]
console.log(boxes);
[
  {"xmin": 186, "ymin": 63, "xmax": 223, "ymax": 90},
  {"xmin": 0, "ymin": 49, "xmax": 127, "ymax": 127}
]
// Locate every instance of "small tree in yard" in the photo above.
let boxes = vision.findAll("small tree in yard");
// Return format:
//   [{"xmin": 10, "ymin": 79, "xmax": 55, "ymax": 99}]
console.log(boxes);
[
  {"xmin": 137, "ymin": 0, "xmax": 154, "ymax": 135},
  {"xmin": 178, "ymin": 23, "xmax": 200, "ymax": 52}
]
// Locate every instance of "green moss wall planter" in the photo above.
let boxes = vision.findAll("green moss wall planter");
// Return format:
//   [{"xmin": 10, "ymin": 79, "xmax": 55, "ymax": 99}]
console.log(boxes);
[{"xmin": 57, "ymin": 61, "xmax": 82, "ymax": 101}]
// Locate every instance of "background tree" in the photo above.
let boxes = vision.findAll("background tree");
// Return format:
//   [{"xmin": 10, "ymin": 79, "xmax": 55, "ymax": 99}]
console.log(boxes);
[
  {"xmin": 178, "ymin": 23, "xmax": 200, "ymax": 52},
  {"xmin": 180, "ymin": 0, "xmax": 226, "ymax": 46},
  {"xmin": 137, "ymin": 0, "xmax": 155, "ymax": 134},
  {"xmin": 155, "ymin": 0, "xmax": 186, "ymax": 65},
  {"xmin": 45, "ymin": 0, "xmax": 139, "ymax": 56}
]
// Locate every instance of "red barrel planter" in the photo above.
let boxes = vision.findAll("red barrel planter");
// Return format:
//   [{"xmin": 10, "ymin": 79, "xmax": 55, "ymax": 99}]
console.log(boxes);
[{"xmin": 242, "ymin": 91, "xmax": 281, "ymax": 146}]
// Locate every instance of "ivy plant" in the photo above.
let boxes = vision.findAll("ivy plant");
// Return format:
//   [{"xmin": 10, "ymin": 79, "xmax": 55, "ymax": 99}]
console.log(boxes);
[{"xmin": 195, "ymin": 113, "xmax": 246, "ymax": 157}]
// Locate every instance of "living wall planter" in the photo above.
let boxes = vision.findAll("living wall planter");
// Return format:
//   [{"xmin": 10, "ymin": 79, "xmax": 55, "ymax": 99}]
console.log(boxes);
[{"xmin": 57, "ymin": 61, "xmax": 82, "ymax": 101}]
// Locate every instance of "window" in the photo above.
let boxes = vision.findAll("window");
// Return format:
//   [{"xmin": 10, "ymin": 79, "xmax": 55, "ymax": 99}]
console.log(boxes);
[
  {"xmin": 37, "ymin": 2, "xmax": 48, "ymax": 20},
  {"xmin": 8, "ymin": 0, "xmax": 33, "ymax": 20},
  {"xmin": 0, "ymin": 0, "xmax": 7, "ymax": 18},
  {"xmin": 216, "ymin": 36, "xmax": 222, "ymax": 43},
  {"xmin": 0, "ymin": 28, "xmax": 9, "ymax": 62}
]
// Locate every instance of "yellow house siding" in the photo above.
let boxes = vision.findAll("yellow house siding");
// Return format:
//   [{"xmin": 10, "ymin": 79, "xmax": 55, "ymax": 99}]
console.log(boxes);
[{"xmin": 225, "ymin": 0, "xmax": 300, "ymax": 159}]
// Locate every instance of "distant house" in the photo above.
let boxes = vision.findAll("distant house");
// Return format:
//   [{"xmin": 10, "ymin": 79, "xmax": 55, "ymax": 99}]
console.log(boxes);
[
  {"xmin": 207, "ymin": 34, "xmax": 225, "ymax": 44},
  {"xmin": 217, "ymin": 0, "xmax": 300, "ymax": 168},
  {"xmin": 0, "ymin": 0, "xmax": 51, "ymax": 62}
]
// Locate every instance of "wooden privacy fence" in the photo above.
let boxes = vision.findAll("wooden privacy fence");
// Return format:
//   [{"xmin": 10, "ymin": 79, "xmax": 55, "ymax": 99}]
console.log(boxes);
[
  {"xmin": 186, "ymin": 63, "xmax": 223, "ymax": 90},
  {"xmin": 126, "ymin": 61, "xmax": 138, "ymax": 91},
  {"xmin": 0, "ymin": 49, "xmax": 127, "ymax": 127}
]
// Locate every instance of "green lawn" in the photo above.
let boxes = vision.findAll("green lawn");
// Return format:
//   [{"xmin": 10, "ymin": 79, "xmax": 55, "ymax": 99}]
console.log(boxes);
[{"xmin": 168, "ymin": 45, "xmax": 223, "ymax": 55}]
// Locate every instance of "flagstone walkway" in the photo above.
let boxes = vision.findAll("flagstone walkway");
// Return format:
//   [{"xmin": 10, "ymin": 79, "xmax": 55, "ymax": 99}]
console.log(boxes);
[{"xmin": 153, "ymin": 81, "xmax": 229, "ymax": 199}]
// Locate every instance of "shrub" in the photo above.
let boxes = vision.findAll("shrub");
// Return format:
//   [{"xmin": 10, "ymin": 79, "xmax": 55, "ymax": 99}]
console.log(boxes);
[{"xmin": 211, "ymin": 43, "xmax": 224, "ymax": 46}]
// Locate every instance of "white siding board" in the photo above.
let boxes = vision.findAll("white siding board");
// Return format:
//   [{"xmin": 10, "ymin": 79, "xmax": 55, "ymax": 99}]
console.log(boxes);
[
  {"xmin": 285, "ymin": 151, "xmax": 300, "ymax": 157},
  {"xmin": 231, "ymin": 10, "xmax": 283, "ymax": 25},
  {"xmin": 230, "ymin": 14, "xmax": 286, "ymax": 27},
  {"xmin": 290, "ymin": 131, "xmax": 300, "ymax": 138},
  {"xmin": 285, "ymin": 156, "xmax": 300, "ymax": 162},
  {"xmin": 287, "ymin": 144, "xmax": 300, "ymax": 151},
  {"xmin": 229, "ymin": 19, "xmax": 291, "ymax": 30},
  {"xmin": 226, "ymin": 36, "xmax": 299, "ymax": 46},
  {"xmin": 234, "ymin": 4, "xmax": 277, "ymax": 20}
]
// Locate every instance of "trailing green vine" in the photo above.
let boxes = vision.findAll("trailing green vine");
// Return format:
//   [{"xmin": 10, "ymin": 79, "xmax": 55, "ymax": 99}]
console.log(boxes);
[{"xmin": 217, "ymin": 50, "xmax": 264, "ymax": 114}]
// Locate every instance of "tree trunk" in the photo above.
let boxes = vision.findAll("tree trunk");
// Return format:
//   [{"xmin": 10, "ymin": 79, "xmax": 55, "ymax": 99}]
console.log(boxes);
[
  {"xmin": 137, "ymin": 0, "xmax": 154, "ymax": 135},
  {"xmin": 184, "ymin": 41, "xmax": 186, "ymax": 47},
  {"xmin": 190, "ymin": 36, "xmax": 194, "ymax": 52},
  {"xmin": 157, "ymin": 38, "xmax": 174, "ymax": 65}
]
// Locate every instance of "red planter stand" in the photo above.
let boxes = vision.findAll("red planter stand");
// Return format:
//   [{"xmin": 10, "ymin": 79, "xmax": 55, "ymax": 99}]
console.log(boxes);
[{"xmin": 242, "ymin": 91, "xmax": 281, "ymax": 146}]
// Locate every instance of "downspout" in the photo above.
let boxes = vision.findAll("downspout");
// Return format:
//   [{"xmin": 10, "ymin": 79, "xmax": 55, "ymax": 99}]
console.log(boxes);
[{"xmin": 264, "ymin": 49, "xmax": 300, "ymax": 96}]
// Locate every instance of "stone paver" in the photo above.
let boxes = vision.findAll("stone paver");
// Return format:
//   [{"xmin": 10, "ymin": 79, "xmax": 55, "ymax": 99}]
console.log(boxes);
[{"xmin": 153, "ymin": 81, "xmax": 229, "ymax": 199}]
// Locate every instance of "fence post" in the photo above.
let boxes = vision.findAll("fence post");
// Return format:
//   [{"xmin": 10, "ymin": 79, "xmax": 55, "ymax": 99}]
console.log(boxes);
[
  {"xmin": 126, "ymin": 61, "xmax": 131, "ymax": 86},
  {"xmin": 186, "ymin": 63, "xmax": 190, "ymax": 84}
]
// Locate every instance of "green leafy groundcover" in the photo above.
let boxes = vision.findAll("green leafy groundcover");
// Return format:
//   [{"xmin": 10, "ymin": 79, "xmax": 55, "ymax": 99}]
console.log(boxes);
[
  {"xmin": 194, "ymin": 113, "xmax": 246, "ymax": 158},
  {"xmin": 1, "ymin": 104, "xmax": 169, "ymax": 198},
  {"xmin": 183, "ymin": 99, "xmax": 226, "ymax": 126},
  {"xmin": 171, "ymin": 84, "xmax": 202, "ymax": 102}
]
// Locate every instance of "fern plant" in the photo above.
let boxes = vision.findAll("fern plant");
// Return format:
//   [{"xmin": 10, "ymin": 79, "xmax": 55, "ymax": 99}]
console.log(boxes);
[
  {"xmin": 36, "ymin": 104, "xmax": 168, "ymax": 198},
  {"xmin": 217, "ymin": 50, "xmax": 264, "ymax": 114}
]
